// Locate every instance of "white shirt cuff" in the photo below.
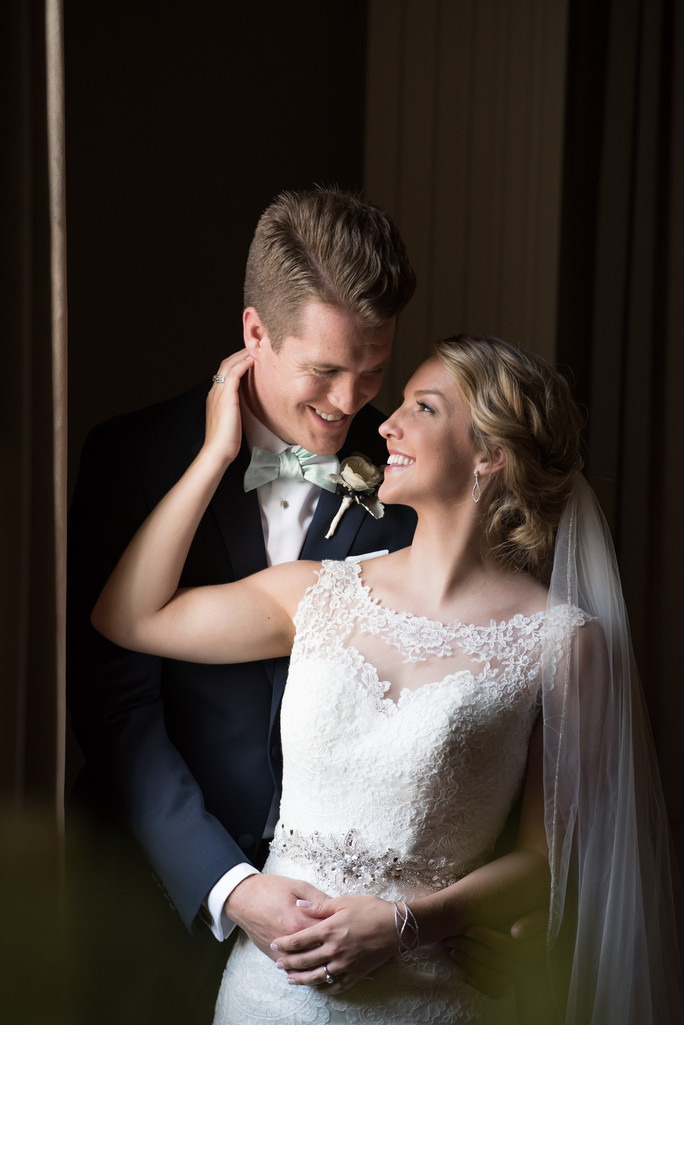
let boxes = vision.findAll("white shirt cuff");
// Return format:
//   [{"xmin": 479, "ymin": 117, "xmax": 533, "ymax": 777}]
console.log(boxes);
[{"xmin": 205, "ymin": 864, "xmax": 259, "ymax": 941}]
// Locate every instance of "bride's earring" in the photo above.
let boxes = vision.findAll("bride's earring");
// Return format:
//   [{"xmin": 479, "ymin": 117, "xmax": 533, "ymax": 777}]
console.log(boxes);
[{"xmin": 472, "ymin": 470, "xmax": 481, "ymax": 503}]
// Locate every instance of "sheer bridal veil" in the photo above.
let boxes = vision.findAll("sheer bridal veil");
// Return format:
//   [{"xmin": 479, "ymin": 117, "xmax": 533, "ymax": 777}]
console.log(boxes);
[{"xmin": 542, "ymin": 474, "xmax": 684, "ymax": 1023}]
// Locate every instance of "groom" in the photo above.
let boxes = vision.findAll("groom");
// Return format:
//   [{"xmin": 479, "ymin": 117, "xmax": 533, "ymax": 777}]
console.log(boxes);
[{"xmin": 67, "ymin": 187, "xmax": 418, "ymax": 1021}]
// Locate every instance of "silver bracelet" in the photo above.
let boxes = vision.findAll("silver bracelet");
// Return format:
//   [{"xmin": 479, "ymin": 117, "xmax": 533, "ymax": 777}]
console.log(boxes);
[{"xmin": 393, "ymin": 900, "xmax": 419, "ymax": 955}]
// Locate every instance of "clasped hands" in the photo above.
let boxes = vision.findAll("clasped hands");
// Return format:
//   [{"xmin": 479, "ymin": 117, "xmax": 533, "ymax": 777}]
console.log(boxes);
[{"xmin": 225, "ymin": 873, "xmax": 546, "ymax": 998}]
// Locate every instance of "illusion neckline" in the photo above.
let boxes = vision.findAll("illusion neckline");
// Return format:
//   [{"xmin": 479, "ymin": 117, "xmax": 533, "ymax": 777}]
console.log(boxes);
[{"xmin": 344, "ymin": 560, "xmax": 555, "ymax": 636}]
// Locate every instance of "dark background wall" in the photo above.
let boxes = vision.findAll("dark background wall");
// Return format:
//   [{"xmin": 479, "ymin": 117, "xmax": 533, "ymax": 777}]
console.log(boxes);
[{"xmin": 65, "ymin": 0, "xmax": 369, "ymax": 494}]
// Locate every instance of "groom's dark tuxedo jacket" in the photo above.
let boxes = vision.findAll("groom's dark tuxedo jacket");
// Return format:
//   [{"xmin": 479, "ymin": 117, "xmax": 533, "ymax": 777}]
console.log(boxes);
[{"xmin": 67, "ymin": 382, "xmax": 416, "ymax": 930}]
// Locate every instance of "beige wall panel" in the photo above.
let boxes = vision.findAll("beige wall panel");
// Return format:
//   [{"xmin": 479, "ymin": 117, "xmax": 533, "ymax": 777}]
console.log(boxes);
[
  {"xmin": 431, "ymin": 0, "xmax": 475, "ymax": 339},
  {"xmin": 364, "ymin": 0, "xmax": 404, "ymax": 217},
  {"xmin": 365, "ymin": 0, "xmax": 569, "ymax": 409}
]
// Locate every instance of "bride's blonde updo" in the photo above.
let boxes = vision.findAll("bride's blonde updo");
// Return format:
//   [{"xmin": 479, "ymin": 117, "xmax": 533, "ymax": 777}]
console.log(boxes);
[{"xmin": 434, "ymin": 335, "xmax": 584, "ymax": 578}]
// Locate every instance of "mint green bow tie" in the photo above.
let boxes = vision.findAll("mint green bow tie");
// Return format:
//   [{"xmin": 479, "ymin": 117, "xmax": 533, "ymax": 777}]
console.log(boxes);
[{"xmin": 243, "ymin": 445, "xmax": 339, "ymax": 493}]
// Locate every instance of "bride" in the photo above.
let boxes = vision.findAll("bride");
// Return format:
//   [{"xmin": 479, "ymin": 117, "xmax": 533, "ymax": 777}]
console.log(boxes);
[{"xmin": 93, "ymin": 334, "xmax": 683, "ymax": 1024}]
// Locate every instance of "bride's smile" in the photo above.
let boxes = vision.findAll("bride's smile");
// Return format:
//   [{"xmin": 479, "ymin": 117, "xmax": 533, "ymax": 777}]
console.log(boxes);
[
  {"xmin": 378, "ymin": 358, "xmax": 492, "ymax": 510},
  {"xmin": 385, "ymin": 452, "xmax": 414, "ymax": 468}
]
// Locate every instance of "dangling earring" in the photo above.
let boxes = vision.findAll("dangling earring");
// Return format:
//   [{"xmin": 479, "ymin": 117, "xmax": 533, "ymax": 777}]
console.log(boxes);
[{"xmin": 472, "ymin": 470, "xmax": 481, "ymax": 503}]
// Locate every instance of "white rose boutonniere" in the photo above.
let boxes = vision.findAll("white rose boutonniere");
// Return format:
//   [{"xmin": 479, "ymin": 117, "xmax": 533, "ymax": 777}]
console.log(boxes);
[{"xmin": 325, "ymin": 454, "xmax": 385, "ymax": 539}]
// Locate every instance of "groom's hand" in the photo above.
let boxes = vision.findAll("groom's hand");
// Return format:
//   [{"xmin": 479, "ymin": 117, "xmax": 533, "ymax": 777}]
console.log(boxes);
[
  {"xmin": 443, "ymin": 908, "xmax": 548, "ymax": 997},
  {"xmin": 224, "ymin": 874, "xmax": 327, "ymax": 958}
]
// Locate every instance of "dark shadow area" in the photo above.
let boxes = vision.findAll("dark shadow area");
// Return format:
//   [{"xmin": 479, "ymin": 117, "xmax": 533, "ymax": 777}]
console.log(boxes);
[{"xmin": 66, "ymin": 0, "xmax": 369, "ymax": 494}]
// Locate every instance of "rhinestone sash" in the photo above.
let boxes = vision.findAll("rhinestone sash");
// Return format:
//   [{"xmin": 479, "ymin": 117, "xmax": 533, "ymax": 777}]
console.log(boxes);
[{"xmin": 271, "ymin": 824, "xmax": 471, "ymax": 894}]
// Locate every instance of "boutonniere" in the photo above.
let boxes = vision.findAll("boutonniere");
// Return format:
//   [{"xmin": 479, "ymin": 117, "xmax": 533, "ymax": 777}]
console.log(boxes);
[{"xmin": 325, "ymin": 454, "xmax": 385, "ymax": 539}]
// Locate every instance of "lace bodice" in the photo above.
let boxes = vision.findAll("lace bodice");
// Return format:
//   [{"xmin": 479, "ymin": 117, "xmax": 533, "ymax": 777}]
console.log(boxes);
[
  {"xmin": 276, "ymin": 561, "xmax": 585, "ymax": 888},
  {"xmin": 215, "ymin": 561, "xmax": 588, "ymax": 1025}
]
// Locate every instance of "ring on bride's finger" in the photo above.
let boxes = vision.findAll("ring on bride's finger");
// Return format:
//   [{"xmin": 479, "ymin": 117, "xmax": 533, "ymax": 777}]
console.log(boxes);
[
  {"xmin": 323, "ymin": 964, "xmax": 335, "ymax": 985},
  {"xmin": 212, "ymin": 374, "xmax": 226, "ymax": 384}
]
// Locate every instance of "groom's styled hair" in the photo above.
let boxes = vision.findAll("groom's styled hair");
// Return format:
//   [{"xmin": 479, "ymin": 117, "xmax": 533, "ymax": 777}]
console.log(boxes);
[{"xmin": 243, "ymin": 186, "xmax": 416, "ymax": 350}]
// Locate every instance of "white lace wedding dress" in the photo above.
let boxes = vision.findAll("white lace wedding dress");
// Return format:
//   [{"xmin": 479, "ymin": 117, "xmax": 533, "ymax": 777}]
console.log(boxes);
[{"xmin": 214, "ymin": 561, "xmax": 587, "ymax": 1025}]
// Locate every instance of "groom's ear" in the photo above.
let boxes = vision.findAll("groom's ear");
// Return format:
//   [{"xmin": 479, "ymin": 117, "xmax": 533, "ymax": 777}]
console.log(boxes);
[{"xmin": 243, "ymin": 307, "xmax": 269, "ymax": 356}]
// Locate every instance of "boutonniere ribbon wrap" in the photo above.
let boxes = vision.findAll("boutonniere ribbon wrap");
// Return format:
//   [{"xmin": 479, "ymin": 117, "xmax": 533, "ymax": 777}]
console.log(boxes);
[{"xmin": 325, "ymin": 454, "xmax": 385, "ymax": 539}]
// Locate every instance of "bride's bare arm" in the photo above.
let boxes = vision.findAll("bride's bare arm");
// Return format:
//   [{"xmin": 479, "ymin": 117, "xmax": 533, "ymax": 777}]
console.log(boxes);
[
  {"xmin": 91, "ymin": 349, "xmax": 316, "ymax": 664},
  {"xmin": 271, "ymin": 718, "xmax": 549, "ymax": 993}
]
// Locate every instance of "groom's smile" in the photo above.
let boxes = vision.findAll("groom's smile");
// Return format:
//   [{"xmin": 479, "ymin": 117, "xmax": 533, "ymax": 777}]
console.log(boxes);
[{"xmin": 242, "ymin": 300, "xmax": 396, "ymax": 455}]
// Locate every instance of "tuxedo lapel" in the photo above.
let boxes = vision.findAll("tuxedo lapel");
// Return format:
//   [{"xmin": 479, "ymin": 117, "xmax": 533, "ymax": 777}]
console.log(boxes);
[
  {"xmin": 300, "ymin": 415, "xmax": 386, "ymax": 560},
  {"xmin": 300, "ymin": 488, "xmax": 367, "ymax": 560},
  {"xmin": 185, "ymin": 387, "xmax": 266, "ymax": 582},
  {"xmin": 208, "ymin": 439, "xmax": 267, "ymax": 580},
  {"xmin": 208, "ymin": 438, "xmax": 274, "ymax": 686}
]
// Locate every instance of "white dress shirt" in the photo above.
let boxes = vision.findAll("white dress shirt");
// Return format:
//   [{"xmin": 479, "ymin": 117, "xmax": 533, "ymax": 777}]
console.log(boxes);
[{"xmin": 205, "ymin": 405, "xmax": 327, "ymax": 940}]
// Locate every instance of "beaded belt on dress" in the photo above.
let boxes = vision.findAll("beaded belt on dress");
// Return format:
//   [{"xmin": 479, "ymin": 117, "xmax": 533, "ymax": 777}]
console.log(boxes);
[{"xmin": 272, "ymin": 824, "xmax": 467, "ymax": 892}]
